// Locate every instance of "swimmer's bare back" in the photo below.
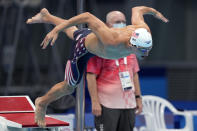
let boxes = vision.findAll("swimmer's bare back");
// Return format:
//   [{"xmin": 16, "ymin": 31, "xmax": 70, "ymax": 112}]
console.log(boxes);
[{"xmin": 84, "ymin": 27, "xmax": 137, "ymax": 59}]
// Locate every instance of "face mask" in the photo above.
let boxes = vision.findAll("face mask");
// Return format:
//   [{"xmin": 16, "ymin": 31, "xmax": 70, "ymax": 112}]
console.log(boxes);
[{"xmin": 112, "ymin": 23, "xmax": 126, "ymax": 28}]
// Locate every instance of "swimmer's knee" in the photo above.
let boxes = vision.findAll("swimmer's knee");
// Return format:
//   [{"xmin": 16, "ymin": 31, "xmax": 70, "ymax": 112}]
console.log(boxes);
[
  {"xmin": 67, "ymin": 85, "xmax": 75, "ymax": 94},
  {"xmin": 62, "ymin": 80, "xmax": 75, "ymax": 93}
]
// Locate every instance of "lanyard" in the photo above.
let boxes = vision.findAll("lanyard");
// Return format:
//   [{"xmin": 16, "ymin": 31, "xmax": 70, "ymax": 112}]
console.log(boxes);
[{"xmin": 115, "ymin": 57, "xmax": 127, "ymax": 66}]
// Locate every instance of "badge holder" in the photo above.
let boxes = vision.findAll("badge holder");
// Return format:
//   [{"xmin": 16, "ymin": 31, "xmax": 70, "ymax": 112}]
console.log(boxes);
[{"xmin": 116, "ymin": 57, "xmax": 133, "ymax": 91}]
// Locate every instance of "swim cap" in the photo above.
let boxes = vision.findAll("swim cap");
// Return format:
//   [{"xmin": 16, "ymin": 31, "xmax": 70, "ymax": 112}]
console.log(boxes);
[{"xmin": 130, "ymin": 28, "xmax": 152, "ymax": 58}]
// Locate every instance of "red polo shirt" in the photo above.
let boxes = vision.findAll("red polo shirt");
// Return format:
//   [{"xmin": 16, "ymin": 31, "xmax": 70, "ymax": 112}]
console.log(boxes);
[{"xmin": 86, "ymin": 54, "xmax": 139, "ymax": 109}]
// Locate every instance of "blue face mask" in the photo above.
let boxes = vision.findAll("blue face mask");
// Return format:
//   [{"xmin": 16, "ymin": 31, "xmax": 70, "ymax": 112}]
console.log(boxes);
[{"xmin": 113, "ymin": 23, "xmax": 126, "ymax": 28}]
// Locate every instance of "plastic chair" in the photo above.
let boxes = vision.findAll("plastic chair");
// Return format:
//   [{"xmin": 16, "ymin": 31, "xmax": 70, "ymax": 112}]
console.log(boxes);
[{"xmin": 140, "ymin": 95, "xmax": 194, "ymax": 131}]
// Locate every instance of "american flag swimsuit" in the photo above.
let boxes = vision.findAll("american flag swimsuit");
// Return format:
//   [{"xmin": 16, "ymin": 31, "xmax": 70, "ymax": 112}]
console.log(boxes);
[{"xmin": 65, "ymin": 29, "xmax": 95, "ymax": 86}]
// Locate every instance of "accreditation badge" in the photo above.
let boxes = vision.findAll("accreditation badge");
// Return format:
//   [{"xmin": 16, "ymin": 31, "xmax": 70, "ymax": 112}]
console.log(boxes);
[{"xmin": 119, "ymin": 71, "xmax": 133, "ymax": 91}]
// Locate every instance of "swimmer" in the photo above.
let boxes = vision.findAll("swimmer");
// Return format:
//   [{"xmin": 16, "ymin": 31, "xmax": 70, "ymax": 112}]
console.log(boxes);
[{"xmin": 26, "ymin": 6, "xmax": 168, "ymax": 127}]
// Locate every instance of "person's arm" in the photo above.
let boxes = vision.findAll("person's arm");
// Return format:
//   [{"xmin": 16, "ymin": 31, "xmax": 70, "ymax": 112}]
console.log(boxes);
[
  {"xmin": 131, "ymin": 6, "xmax": 169, "ymax": 28},
  {"xmin": 86, "ymin": 73, "xmax": 102, "ymax": 116},
  {"xmin": 40, "ymin": 12, "xmax": 119, "ymax": 49},
  {"xmin": 54, "ymin": 12, "xmax": 108, "ymax": 34},
  {"xmin": 49, "ymin": 18, "xmax": 78, "ymax": 40},
  {"xmin": 133, "ymin": 72, "xmax": 142, "ymax": 114}
]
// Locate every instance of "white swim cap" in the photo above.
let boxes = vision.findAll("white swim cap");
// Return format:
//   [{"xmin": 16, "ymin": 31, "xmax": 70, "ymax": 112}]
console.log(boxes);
[
  {"xmin": 130, "ymin": 28, "xmax": 152, "ymax": 48},
  {"xmin": 130, "ymin": 28, "xmax": 152, "ymax": 58}
]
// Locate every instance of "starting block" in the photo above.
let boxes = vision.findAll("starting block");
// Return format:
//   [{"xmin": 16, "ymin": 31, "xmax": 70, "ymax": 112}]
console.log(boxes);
[{"xmin": 0, "ymin": 96, "xmax": 69, "ymax": 130}]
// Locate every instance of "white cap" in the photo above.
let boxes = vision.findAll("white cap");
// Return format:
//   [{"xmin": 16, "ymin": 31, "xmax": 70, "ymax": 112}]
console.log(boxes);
[{"xmin": 130, "ymin": 28, "xmax": 152, "ymax": 48}]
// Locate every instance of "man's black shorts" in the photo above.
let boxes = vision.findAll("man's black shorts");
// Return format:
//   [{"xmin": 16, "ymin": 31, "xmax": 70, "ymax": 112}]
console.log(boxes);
[{"xmin": 94, "ymin": 105, "xmax": 136, "ymax": 131}]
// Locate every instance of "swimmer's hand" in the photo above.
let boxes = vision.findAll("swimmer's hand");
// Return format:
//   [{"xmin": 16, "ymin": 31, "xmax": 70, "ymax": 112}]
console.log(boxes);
[
  {"xmin": 41, "ymin": 29, "xmax": 59, "ymax": 49},
  {"xmin": 155, "ymin": 12, "xmax": 169, "ymax": 23}
]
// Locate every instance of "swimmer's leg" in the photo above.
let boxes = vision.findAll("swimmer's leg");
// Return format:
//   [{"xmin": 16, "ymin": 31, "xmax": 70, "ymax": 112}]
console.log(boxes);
[
  {"xmin": 34, "ymin": 80, "xmax": 75, "ymax": 128},
  {"xmin": 26, "ymin": 8, "xmax": 78, "ymax": 40}
]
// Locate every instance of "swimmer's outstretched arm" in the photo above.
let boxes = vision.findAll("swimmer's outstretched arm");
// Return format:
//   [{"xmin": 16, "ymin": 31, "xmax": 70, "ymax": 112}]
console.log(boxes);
[
  {"xmin": 131, "ymin": 6, "xmax": 169, "ymax": 30},
  {"xmin": 40, "ymin": 12, "xmax": 116, "ymax": 49}
]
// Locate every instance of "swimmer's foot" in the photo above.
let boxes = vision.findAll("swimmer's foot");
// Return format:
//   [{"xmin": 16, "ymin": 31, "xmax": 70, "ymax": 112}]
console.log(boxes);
[
  {"xmin": 26, "ymin": 8, "xmax": 50, "ymax": 24},
  {"xmin": 34, "ymin": 97, "xmax": 47, "ymax": 128}
]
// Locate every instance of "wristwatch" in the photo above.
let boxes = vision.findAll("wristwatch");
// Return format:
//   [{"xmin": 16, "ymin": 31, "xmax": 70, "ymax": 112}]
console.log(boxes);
[{"xmin": 135, "ymin": 95, "xmax": 141, "ymax": 99}]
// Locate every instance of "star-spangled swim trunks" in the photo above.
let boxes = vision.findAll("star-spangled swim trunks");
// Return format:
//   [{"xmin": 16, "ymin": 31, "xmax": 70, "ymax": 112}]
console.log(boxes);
[{"xmin": 65, "ymin": 28, "xmax": 95, "ymax": 86}]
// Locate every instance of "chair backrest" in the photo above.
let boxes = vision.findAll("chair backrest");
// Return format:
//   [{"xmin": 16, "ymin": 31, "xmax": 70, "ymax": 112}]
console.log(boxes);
[{"xmin": 142, "ymin": 95, "xmax": 179, "ymax": 130}]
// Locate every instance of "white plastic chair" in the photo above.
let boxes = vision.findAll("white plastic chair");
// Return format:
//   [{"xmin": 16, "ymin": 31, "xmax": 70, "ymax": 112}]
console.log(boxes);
[{"xmin": 140, "ymin": 95, "xmax": 193, "ymax": 131}]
